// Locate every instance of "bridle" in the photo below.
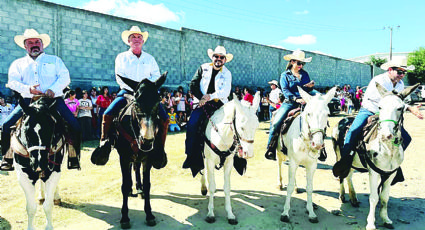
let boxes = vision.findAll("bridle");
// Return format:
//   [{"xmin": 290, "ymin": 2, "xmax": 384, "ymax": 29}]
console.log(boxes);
[
  {"xmin": 377, "ymin": 96, "xmax": 405, "ymax": 147},
  {"xmin": 299, "ymin": 106, "xmax": 326, "ymax": 142}
]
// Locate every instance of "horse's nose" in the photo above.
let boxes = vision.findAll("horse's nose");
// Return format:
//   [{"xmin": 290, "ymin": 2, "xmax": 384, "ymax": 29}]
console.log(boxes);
[
  {"xmin": 381, "ymin": 133, "xmax": 393, "ymax": 141},
  {"xmin": 311, "ymin": 141, "xmax": 324, "ymax": 150}
]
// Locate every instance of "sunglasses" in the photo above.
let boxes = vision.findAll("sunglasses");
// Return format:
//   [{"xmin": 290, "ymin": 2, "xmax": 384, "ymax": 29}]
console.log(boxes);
[
  {"xmin": 391, "ymin": 68, "xmax": 407, "ymax": 75},
  {"xmin": 213, "ymin": 55, "xmax": 226, "ymax": 60},
  {"xmin": 295, "ymin": 61, "xmax": 306, "ymax": 66}
]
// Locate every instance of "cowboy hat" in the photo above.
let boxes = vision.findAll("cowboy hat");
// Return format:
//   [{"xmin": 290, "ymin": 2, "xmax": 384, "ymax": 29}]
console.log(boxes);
[
  {"xmin": 380, "ymin": 57, "xmax": 415, "ymax": 71},
  {"xmin": 268, "ymin": 80, "xmax": 279, "ymax": 86},
  {"xmin": 14, "ymin": 29, "xmax": 51, "ymax": 49},
  {"xmin": 207, "ymin": 46, "xmax": 233, "ymax": 62},
  {"xmin": 121, "ymin": 26, "xmax": 149, "ymax": 46},
  {"xmin": 283, "ymin": 49, "xmax": 312, "ymax": 62}
]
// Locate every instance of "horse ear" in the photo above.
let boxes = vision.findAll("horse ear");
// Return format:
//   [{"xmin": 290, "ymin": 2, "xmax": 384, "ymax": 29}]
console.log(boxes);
[
  {"xmin": 117, "ymin": 74, "xmax": 140, "ymax": 92},
  {"xmin": 375, "ymin": 82, "xmax": 388, "ymax": 97},
  {"xmin": 324, "ymin": 87, "xmax": 337, "ymax": 104},
  {"xmin": 155, "ymin": 71, "xmax": 168, "ymax": 89},
  {"xmin": 251, "ymin": 91, "xmax": 261, "ymax": 112},
  {"xmin": 399, "ymin": 83, "xmax": 420, "ymax": 99},
  {"xmin": 297, "ymin": 86, "xmax": 312, "ymax": 103},
  {"xmin": 233, "ymin": 94, "xmax": 246, "ymax": 116}
]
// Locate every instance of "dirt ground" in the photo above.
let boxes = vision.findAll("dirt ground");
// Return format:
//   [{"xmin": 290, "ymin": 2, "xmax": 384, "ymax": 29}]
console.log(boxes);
[{"xmin": 1, "ymin": 109, "xmax": 425, "ymax": 230}]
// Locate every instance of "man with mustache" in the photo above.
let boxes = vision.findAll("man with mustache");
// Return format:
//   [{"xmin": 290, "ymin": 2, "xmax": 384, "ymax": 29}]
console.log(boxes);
[
  {"xmin": 182, "ymin": 46, "xmax": 233, "ymax": 177},
  {"xmin": 91, "ymin": 26, "xmax": 169, "ymax": 169},
  {"xmin": 1, "ymin": 29, "xmax": 81, "ymax": 170}
]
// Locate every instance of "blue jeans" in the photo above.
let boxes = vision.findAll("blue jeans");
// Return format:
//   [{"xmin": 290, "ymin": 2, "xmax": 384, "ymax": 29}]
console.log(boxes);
[
  {"xmin": 343, "ymin": 108, "xmax": 411, "ymax": 152},
  {"xmin": 267, "ymin": 102, "xmax": 297, "ymax": 145},
  {"xmin": 169, "ymin": 123, "xmax": 180, "ymax": 132},
  {"xmin": 269, "ymin": 105, "xmax": 276, "ymax": 121}
]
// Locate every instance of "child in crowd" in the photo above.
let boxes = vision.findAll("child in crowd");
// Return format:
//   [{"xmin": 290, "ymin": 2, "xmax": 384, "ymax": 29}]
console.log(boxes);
[
  {"xmin": 65, "ymin": 90, "xmax": 80, "ymax": 117},
  {"xmin": 78, "ymin": 90, "xmax": 93, "ymax": 141},
  {"xmin": 168, "ymin": 107, "xmax": 180, "ymax": 132}
]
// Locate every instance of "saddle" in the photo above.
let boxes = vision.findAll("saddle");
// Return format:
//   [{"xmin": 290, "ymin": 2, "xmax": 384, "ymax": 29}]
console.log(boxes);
[{"xmin": 280, "ymin": 108, "xmax": 301, "ymax": 136}]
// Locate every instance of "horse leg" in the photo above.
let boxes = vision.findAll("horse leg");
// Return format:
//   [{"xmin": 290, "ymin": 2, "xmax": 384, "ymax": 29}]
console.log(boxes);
[
  {"xmin": 277, "ymin": 153, "xmax": 284, "ymax": 190},
  {"xmin": 379, "ymin": 173, "xmax": 396, "ymax": 229},
  {"xmin": 366, "ymin": 171, "xmax": 380, "ymax": 230},
  {"xmin": 119, "ymin": 157, "xmax": 132, "ymax": 229},
  {"xmin": 305, "ymin": 163, "xmax": 318, "ymax": 223},
  {"xmin": 347, "ymin": 169, "xmax": 359, "ymax": 207},
  {"xmin": 142, "ymin": 162, "xmax": 156, "ymax": 226},
  {"xmin": 43, "ymin": 172, "xmax": 61, "ymax": 230},
  {"xmin": 339, "ymin": 177, "xmax": 346, "ymax": 203},
  {"xmin": 205, "ymin": 158, "xmax": 216, "ymax": 223},
  {"xmin": 53, "ymin": 185, "xmax": 61, "ymax": 205},
  {"xmin": 281, "ymin": 161, "xmax": 297, "ymax": 222},
  {"xmin": 39, "ymin": 180, "xmax": 46, "ymax": 205},
  {"xmin": 134, "ymin": 162, "xmax": 143, "ymax": 196},
  {"xmin": 16, "ymin": 167, "xmax": 37, "ymax": 230},
  {"xmin": 224, "ymin": 156, "xmax": 237, "ymax": 225},
  {"xmin": 200, "ymin": 169, "xmax": 207, "ymax": 196}
]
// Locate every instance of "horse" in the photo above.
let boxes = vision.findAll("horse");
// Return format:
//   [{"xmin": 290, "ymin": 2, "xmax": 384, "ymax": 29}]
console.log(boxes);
[
  {"xmin": 200, "ymin": 92, "xmax": 260, "ymax": 225},
  {"xmin": 99, "ymin": 72, "xmax": 168, "ymax": 228},
  {"xmin": 277, "ymin": 87, "xmax": 337, "ymax": 223},
  {"xmin": 331, "ymin": 83, "xmax": 419, "ymax": 230},
  {"xmin": 11, "ymin": 96, "xmax": 67, "ymax": 230}
]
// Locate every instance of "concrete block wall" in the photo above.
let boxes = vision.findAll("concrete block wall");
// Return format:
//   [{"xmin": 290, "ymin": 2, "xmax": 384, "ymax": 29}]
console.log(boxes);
[{"xmin": 0, "ymin": 0, "xmax": 375, "ymax": 96}]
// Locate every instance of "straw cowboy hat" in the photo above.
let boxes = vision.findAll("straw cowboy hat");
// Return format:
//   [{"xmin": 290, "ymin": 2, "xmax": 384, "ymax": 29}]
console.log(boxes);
[
  {"xmin": 283, "ymin": 49, "xmax": 312, "ymax": 62},
  {"xmin": 121, "ymin": 26, "xmax": 149, "ymax": 46},
  {"xmin": 14, "ymin": 29, "xmax": 51, "ymax": 49},
  {"xmin": 380, "ymin": 57, "xmax": 415, "ymax": 71},
  {"xmin": 207, "ymin": 46, "xmax": 233, "ymax": 62},
  {"xmin": 268, "ymin": 80, "xmax": 279, "ymax": 86}
]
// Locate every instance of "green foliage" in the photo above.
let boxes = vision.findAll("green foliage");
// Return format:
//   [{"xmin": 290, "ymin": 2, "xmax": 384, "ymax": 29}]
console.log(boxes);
[
  {"xmin": 407, "ymin": 47, "xmax": 425, "ymax": 84},
  {"xmin": 365, "ymin": 55, "xmax": 387, "ymax": 67}
]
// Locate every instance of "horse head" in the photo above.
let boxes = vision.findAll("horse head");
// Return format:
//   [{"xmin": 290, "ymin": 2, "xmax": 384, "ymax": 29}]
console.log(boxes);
[
  {"xmin": 118, "ymin": 72, "xmax": 167, "ymax": 151},
  {"xmin": 17, "ymin": 96, "xmax": 57, "ymax": 172},
  {"xmin": 232, "ymin": 92, "xmax": 260, "ymax": 158},
  {"xmin": 375, "ymin": 82, "xmax": 419, "ymax": 142},
  {"xmin": 298, "ymin": 86, "xmax": 336, "ymax": 151}
]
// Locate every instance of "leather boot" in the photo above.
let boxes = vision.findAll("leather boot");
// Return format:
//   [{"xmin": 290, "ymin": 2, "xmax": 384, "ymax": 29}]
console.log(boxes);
[
  {"xmin": 0, "ymin": 130, "xmax": 14, "ymax": 171},
  {"xmin": 91, "ymin": 115, "xmax": 114, "ymax": 165},
  {"xmin": 265, "ymin": 134, "xmax": 279, "ymax": 161},
  {"xmin": 150, "ymin": 118, "xmax": 169, "ymax": 169},
  {"xmin": 67, "ymin": 132, "xmax": 82, "ymax": 170},
  {"xmin": 332, "ymin": 145, "xmax": 354, "ymax": 179}
]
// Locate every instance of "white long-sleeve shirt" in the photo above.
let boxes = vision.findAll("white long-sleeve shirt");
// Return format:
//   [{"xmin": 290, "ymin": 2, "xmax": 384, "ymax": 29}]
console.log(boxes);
[
  {"xmin": 362, "ymin": 72, "xmax": 405, "ymax": 113},
  {"xmin": 7, "ymin": 53, "xmax": 70, "ymax": 98},
  {"xmin": 196, "ymin": 63, "xmax": 232, "ymax": 104},
  {"xmin": 269, "ymin": 87, "xmax": 282, "ymax": 104},
  {"xmin": 115, "ymin": 50, "xmax": 161, "ymax": 92}
]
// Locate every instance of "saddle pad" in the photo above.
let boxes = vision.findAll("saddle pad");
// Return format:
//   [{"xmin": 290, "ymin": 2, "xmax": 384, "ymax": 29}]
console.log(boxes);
[{"xmin": 280, "ymin": 111, "xmax": 301, "ymax": 136}]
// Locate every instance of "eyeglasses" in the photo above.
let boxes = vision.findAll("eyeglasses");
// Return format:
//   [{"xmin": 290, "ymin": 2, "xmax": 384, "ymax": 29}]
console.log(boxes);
[
  {"xmin": 213, "ymin": 55, "xmax": 226, "ymax": 60},
  {"xmin": 296, "ymin": 61, "xmax": 306, "ymax": 66},
  {"xmin": 391, "ymin": 68, "xmax": 407, "ymax": 75}
]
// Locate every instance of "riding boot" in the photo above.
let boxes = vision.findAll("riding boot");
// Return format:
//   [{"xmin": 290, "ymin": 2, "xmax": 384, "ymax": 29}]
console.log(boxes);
[
  {"xmin": 150, "ymin": 118, "xmax": 169, "ymax": 169},
  {"xmin": 318, "ymin": 148, "xmax": 327, "ymax": 162},
  {"xmin": 91, "ymin": 115, "xmax": 114, "ymax": 165},
  {"xmin": 265, "ymin": 133, "xmax": 279, "ymax": 161},
  {"xmin": 0, "ymin": 131, "xmax": 14, "ymax": 171},
  {"xmin": 332, "ymin": 145, "xmax": 354, "ymax": 179},
  {"xmin": 67, "ymin": 132, "xmax": 81, "ymax": 170}
]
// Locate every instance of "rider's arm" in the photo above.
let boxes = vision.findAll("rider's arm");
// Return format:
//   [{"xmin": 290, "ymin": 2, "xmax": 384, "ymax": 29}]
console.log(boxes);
[
  {"xmin": 47, "ymin": 57, "xmax": 71, "ymax": 97},
  {"xmin": 7, "ymin": 59, "xmax": 32, "ymax": 97},
  {"xmin": 190, "ymin": 66, "xmax": 204, "ymax": 100},
  {"xmin": 280, "ymin": 71, "xmax": 297, "ymax": 101}
]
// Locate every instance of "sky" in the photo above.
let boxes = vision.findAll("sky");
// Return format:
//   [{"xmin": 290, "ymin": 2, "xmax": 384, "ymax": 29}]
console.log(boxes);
[{"xmin": 44, "ymin": 0, "xmax": 425, "ymax": 59}]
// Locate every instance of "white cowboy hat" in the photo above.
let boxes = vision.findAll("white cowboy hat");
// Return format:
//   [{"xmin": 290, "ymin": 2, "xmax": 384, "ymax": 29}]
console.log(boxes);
[
  {"xmin": 207, "ymin": 46, "xmax": 233, "ymax": 62},
  {"xmin": 14, "ymin": 29, "xmax": 51, "ymax": 49},
  {"xmin": 283, "ymin": 49, "xmax": 312, "ymax": 62},
  {"xmin": 268, "ymin": 80, "xmax": 279, "ymax": 86},
  {"xmin": 121, "ymin": 26, "xmax": 149, "ymax": 46},
  {"xmin": 380, "ymin": 57, "xmax": 415, "ymax": 71}
]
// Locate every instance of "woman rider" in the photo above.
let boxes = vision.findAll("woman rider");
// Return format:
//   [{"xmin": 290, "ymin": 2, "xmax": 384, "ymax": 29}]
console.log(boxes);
[{"xmin": 264, "ymin": 50, "xmax": 325, "ymax": 161}]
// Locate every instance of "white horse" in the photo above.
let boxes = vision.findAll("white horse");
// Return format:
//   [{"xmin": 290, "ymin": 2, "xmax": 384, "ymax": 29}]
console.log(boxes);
[
  {"xmin": 278, "ymin": 87, "xmax": 336, "ymax": 223},
  {"xmin": 200, "ymin": 92, "xmax": 260, "ymax": 225},
  {"xmin": 332, "ymin": 83, "xmax": 418, "ymax": 230}
]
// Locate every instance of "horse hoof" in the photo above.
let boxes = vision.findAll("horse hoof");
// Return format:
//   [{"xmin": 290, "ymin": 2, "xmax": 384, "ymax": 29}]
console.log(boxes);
[
  {"xmin": 205, "ymin": 216, "xmax": 216, "ymax": 223},
  {"xmin": 340, "ymin": 195, "xmax": 347, "ymax": 203},
  {"xmin": 121, "ymin": 221, "xmax": 131, "ymax": 229},
  {"xmin": 350, "ymin": 199, "xmax": 360, "ymax": 208},
  {"xmin": 201, "ymin": 188, "xmax": 207, "ymax": 196},
  {"xmin": 383, "ymin": 223, "xmax": 394, "ymax": 229},
  {"xmin": 228, "ymin": 218, "xmax": 238, "ymax": 225},
  {"xmin": 54, "ymin": 199, "xmax": 61, "ymax": 206},
  {"xmin": 280, "ymin": 215, "xmax": 290, "ymax": 222},
  {"xmin": 309, "ymin": 217, "xmax": 319, "ymax": 223},
  {"xmin": 313, "ymin": 203, "xmax": 318, "ymax": 210},
  {"xmin": 146, "ymin": 219, "xmax": 156, "ymax": 227},
  {"xmin": 39, "ymin": 199, "xmax": 45, "ymax": 205}
]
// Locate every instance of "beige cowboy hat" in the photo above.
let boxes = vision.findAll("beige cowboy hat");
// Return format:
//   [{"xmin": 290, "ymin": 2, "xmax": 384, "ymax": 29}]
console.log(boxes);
[
  {"xmin": 283, "ymin": 49, "xmax": 312, "ymax": 62},
  {"xmin": 207, "ymin": 46, "xmax": 233, "ymax": 62},
  {"xmin": 268, "ymin": 80, "xmax": 279, "ymax": 86},
  {"xmin": 14, "ymin": 29, "xmax": 51, "ymax": 49},
  {"xmin": 121, "ymin": 26, "xmax": 149, "ymax": 46},
  {"xmin": 380, "ymin": 57, "xmax": 415, "ymax": 71}
]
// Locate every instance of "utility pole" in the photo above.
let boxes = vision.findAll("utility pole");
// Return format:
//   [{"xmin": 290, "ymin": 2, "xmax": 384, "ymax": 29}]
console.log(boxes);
[{"xmin": 384, "ymin": 26, "xmax": 400, "ymax": 60}]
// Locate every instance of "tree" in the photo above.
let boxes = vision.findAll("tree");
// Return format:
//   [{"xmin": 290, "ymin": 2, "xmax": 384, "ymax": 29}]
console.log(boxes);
[
  {"xmin": 407, "ymin": 47, "xmax": 425, "ymax": 84},
  {"xmin": 365, "ymin": 55, "xmax": 387, "ymax": 67}
]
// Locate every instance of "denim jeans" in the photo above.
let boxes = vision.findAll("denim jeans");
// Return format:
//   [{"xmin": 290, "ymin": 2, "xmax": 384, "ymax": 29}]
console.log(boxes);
[
  {"xmin": 269, "ymin": 105, "xmax": 276, "ymax": 121},
  {"xmin": 267, "ymin": 102, "xmax": 297, "ymax": 145},
  {"xmin": 343, "ymin": 107, "xmax": 411, "ymax": 152}
]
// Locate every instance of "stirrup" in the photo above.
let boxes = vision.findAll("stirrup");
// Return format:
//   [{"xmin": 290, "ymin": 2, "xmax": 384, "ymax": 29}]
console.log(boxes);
[
  {"xmin": 264, "ymin": 148, "xmax": 276, "ymax": 161},
  {"xmin": 91, "ymin": 139, "xmax": 112, "ymax": 166},
  {"xmin": 0, "ymin": 159, "xmax": 14, "ymax": 171},
  {"xmin": 67, "ymin": 157, "xmax": 81, "ymax": 170}
]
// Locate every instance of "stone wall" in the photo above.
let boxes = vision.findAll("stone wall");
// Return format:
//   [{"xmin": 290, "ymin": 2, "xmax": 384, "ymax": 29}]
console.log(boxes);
[{"xmin": 0, "ymin": 0, "xmax": 380, "ymax": 96}]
